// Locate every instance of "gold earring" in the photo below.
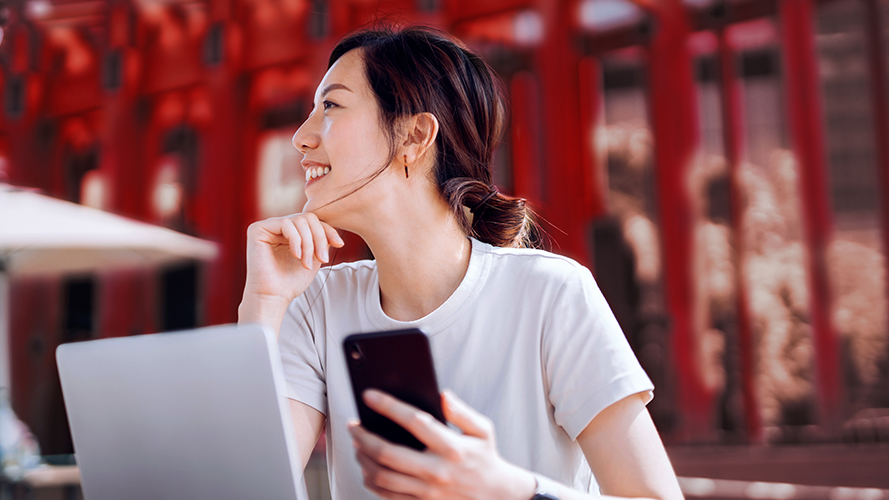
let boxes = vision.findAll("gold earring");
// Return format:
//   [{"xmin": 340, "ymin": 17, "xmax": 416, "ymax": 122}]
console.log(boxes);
[{"xmin": 404, "ymin": 155, "xmax": 409, "ymax": 179}]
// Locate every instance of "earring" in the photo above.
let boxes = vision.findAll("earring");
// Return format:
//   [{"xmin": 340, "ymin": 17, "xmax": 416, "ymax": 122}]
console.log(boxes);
[{"xmin": 404, "ymin": 155, "xmax": 409, "ymax": 179}]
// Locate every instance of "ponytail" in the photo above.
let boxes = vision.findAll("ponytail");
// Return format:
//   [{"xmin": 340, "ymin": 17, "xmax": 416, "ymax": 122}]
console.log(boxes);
[{"xmin": 442, "ymin": 178, "xmax": 540, "ymax": 248}]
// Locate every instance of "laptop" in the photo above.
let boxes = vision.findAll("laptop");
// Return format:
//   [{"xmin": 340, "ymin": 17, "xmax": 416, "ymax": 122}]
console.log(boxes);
[{"xmin": 57, "ymin": 324, "xmax": 308, "ymax": 500}]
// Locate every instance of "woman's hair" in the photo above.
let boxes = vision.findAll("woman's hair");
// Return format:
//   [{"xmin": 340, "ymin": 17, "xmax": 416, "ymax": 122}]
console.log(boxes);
[{"xmin": 329, "ymin": 25, "xmax": 539, "ymax": 248}]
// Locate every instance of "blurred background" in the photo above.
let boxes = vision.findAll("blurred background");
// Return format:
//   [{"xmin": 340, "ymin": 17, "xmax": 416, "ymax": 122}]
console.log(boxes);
[{"xmin": 0, "ymin": 0, "xmax": 888, "ymax": 497}]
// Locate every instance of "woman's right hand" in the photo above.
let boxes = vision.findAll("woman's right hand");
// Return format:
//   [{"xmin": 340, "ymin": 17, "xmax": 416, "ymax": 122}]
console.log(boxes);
[{"xmin": 239, "ymin": 212, "xmax": 344, "ymax": 328}]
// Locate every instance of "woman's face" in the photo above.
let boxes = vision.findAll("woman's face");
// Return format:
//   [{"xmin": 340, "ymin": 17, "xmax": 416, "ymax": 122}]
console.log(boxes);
[{"xmin": 292, "ymin": 49, "xmax": 394, "ymax": 220}]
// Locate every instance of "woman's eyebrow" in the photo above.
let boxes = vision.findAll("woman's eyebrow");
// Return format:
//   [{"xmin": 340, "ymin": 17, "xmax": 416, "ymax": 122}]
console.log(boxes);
[{"xmin": 322, "ymin": 83, "xmax": 352, "ymax": 96}]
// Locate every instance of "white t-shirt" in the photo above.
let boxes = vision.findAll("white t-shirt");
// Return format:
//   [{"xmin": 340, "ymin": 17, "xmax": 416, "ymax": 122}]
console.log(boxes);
[{"xmin": 279, "ymin": 238, "xmax": 653, "ymax": 499}]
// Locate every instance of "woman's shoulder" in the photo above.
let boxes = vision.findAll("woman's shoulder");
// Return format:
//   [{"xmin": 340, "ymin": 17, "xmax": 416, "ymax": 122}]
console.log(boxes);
[
  {"xmin": 288, "ymin": 259, "xmax": 377, "ymax": 317},
  {"xmin": 325, "ymin": 258, "xmax": 377, "ymax": 275},
  {"xmin": 474, "ymin": 240, "xmax": 590, "ymax": 282},
  {"xmin": 302, "ymin": 258, "xmax": 378, "ymax": 296}
]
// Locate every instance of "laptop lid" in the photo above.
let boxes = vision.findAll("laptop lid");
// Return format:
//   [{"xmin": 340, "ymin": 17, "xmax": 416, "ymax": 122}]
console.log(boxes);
[{"xmin": 57, "ymin": 324, "xmax": 307, "ymax": 500}]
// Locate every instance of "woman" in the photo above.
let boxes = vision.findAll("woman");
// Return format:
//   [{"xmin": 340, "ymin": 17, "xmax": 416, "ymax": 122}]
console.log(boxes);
[{"xmin": 239, "ymin": 25, "xmax": 683, "ymax": 500}]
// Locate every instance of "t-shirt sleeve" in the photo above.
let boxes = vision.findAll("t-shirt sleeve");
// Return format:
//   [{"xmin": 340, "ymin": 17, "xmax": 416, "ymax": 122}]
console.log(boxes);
[
  {"xmin": 542, "ymin": 264, "xmax": 653, "ymax": 441},
  {"xmin": 278, "ymin": 295, "xmax": 328, "ymax": 416}
]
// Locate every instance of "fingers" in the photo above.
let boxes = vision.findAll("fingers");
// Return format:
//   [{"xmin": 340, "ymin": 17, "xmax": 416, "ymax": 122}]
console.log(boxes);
[
  {"xmin": 349, "ymin": 423, "xmax": 449, "ymax": 494},
  {"xmin": 354, "ymin": 448, "xmax": 429, "ymax": 497},
  {"xmin": 292, "ymin": 214, "xmax": 341, "ymax": 267},
  {"xmin": 362, "ymin": 481, "xmax": 416, "ymax": 500},
  {"xmin": 292, "ymin": 217, "xmax": 315, "ymax": 269},
  {"xmin": 442, "ymin": 390, "xmax": 494, "ymax": 440},
  {"xmin": 362, "ymin": 390, "xmax": 457, "ymax": 457},
  {"xmin": 324, "ymin": 222, "xmax": 345, "ymax": 248},
  {"xmin": 349, "ymin": 422, "xmax": 439, "ymax": 479},
  {"xmin": 250, "ymin": 213, "xmax": 342, "ymax": 270},
  {"xmin": 279, "ymin": 219, "xmax": 302, "ymax": 260},
  {"xmin": 306, "ymin": 215, "xmax": 330, "ymax": 264}
]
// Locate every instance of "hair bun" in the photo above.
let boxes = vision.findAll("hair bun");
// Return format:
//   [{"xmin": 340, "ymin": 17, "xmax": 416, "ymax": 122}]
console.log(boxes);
[{"xmin": 470, "ymin": 186, "xmax": 499, "ymax": 214}]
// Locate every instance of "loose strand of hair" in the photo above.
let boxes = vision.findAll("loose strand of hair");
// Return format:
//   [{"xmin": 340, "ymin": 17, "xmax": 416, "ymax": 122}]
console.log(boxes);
[{"xmin": 311, "ymin": 162, "xmax": 390, "ymax": 213}]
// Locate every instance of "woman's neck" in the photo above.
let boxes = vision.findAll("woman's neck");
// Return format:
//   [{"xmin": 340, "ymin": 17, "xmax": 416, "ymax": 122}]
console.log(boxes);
[{"xmin": 355, "ymin": 191, "xmax": 472, "ymax": 322}]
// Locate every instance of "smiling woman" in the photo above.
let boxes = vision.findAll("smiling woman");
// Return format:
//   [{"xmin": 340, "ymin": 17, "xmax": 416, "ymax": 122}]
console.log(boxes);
[{"xmin": 238, "ymin": 25, "xmax": 683, "ymax": 500}]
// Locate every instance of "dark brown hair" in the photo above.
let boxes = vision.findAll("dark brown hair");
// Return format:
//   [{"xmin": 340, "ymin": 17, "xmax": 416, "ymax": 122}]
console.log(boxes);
[{"xmin": 329, "ymin": 25, "xmax": 539, "ymax": 248}]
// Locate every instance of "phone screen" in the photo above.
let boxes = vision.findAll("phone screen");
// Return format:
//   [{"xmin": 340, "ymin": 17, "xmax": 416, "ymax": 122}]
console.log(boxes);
[{"xmin": 343, "ymin": 329, "xmax": 445, "ymax": 450}]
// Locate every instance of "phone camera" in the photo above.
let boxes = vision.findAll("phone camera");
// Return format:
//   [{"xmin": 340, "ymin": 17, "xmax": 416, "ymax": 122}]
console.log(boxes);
[{"xmin": 350, "ymin": 345, "xmax": 363, "ymax": 361}]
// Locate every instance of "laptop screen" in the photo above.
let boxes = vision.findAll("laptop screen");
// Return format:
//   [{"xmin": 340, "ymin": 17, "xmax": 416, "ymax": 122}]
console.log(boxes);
[{"xmin": 57, "ymin": 324, "xmax": 307, "ymax": 500}]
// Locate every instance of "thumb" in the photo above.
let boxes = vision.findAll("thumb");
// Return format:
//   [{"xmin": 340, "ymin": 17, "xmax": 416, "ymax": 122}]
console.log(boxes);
[{"xmin": 442, "ymin": 390, "xmax": 494, "ymax": 440}]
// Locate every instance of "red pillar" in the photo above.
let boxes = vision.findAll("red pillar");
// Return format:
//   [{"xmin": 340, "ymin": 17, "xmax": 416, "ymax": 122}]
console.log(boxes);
[
  {"xmin": 863, "ymin": 0, "xmax": 889, "ymax": 400},
  {"xmin": 3, "ymin": 18, "xmax": 55, "ymax": 416},
  {"xmin": 719, "ymin": 29, "xmax": 761, "ymax": 442},
  {"xmin": 779, "ymin": 0, "xmax": 840, "ymax": 428},
  {"xmin": 510, "ymin": 72, "xmax": 543, "ymax": 203},
  {"xmin": 197, "ymin": 1, "xmax": 246, "ymax": 325},
  {"xmin": 5, "ymin": 21, "xmax": 47, "ymax": 190},
  {"xmin": 536, "ymin": 0, "xmax": 591, "ymax": 265},
  {"xmin": 8, "ymin": 278, "xmax": 64, "ymax": 452},
  {"xmin": 100, "ymin": 9, "xmax": 147, "ymax": 220},
  {"xmin": 96, "ymin": 4, "xmax": 157, "ymax": 337},
  {"xmin": 648, "ymin": 0, "xmax": 710, "ymax": 439}
]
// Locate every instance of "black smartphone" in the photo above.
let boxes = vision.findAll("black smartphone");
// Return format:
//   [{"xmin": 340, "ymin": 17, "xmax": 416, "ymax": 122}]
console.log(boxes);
[{"xmin": 343, "ymin": 329, "xmax": 446, "ymax": 451}]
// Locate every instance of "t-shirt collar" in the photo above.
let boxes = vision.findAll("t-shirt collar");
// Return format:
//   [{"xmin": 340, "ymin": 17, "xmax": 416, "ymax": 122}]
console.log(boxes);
[{"xmin": 365, "ymin": 237, "xmax": 492, "ymax": 335}]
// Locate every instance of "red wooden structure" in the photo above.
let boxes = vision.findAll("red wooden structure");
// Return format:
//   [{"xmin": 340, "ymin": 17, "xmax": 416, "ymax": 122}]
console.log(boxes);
[{"xmin": 1, "ymin": 0, "xmax": 886, "ymax": 453}]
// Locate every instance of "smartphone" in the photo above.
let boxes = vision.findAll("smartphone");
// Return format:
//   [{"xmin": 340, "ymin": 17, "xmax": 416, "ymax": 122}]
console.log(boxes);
[{"xmin": 343, "ymin": 329, "xmax": 446, "ymax": 451}]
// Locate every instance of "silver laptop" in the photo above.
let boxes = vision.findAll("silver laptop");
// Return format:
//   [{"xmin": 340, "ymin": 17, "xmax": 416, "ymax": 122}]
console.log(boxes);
[{"xmin": 57, "ymin": 324, "xmax": 308, "ymax": 500}]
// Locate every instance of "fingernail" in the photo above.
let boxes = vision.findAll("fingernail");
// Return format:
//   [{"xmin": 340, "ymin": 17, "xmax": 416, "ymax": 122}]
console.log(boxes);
[
  {"xmin": 443, "ymin": 389, "xmax": 462, "ymax": 409},
  {"xmin": 364, "ymin": 390, "xmax": 381, "ymax": 404},
  {"xmin": 322, "ymin": 248, "xmax": 329, "ymax": 263}
]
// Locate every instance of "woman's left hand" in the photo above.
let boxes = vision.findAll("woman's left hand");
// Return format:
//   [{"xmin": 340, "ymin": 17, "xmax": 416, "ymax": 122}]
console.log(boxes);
[{"xmin": 349, "ymin": 389, "xmax": 537, "ymax": 500}]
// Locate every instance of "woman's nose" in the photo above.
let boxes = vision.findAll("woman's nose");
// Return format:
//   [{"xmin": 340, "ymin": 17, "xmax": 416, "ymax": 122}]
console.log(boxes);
[{"xmin": 292, "ymin": 116, "xmax": 319, "ymax": 153}]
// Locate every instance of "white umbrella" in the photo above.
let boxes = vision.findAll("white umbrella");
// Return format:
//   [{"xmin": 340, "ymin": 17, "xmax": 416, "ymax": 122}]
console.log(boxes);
[{"xmin": 0, "ymin": 183, "xmax": 220, "ymax": 388}]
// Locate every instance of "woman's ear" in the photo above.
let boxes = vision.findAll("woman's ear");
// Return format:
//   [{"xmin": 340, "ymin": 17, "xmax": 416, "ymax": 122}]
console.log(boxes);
[{"xmin": 403, "ymin": 112, "xmax": 440, "ymax": 164}]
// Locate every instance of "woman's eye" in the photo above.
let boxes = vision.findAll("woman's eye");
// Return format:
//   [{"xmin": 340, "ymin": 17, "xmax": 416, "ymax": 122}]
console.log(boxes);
[{"xmin": 323, "ymin": 100, "xmax": 338, "ymax": 110}]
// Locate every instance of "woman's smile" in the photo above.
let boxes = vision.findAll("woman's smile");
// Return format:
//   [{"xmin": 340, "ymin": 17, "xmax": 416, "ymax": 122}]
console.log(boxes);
[{"xmin": 303, "ymin": 160, "xmax": 331, "ymax": 187}]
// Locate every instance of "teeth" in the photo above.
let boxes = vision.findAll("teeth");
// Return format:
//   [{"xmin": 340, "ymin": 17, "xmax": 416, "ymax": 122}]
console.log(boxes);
[{"xmin": 305, "ymin": 166, "xmax": 331, "ymax": 182}]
